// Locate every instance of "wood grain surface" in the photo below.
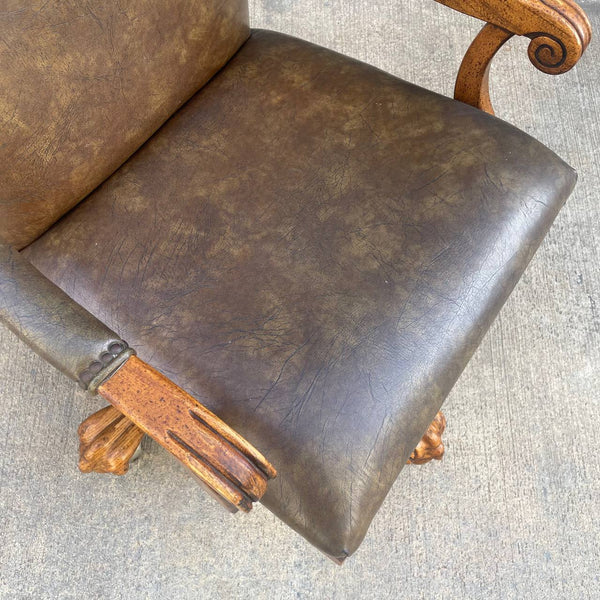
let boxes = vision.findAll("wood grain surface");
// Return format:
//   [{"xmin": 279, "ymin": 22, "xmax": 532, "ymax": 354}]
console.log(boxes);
[
  {"xmin": 437, "ymin": 0, "xmax": 591, "ymax": 112},
  {"xmin": 96, "ymin": 356, "xmax": 276, "ymax": 512}
]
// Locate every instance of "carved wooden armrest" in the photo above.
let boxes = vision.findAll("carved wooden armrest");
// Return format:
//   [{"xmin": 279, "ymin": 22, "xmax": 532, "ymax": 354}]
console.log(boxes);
[
  {"xmin": 79, "ymin": 356, "xmax": 276, "ymax": 512},
  {"xmin": 435, "ymin": 0, "xmax": 592, "ymax": 113}
]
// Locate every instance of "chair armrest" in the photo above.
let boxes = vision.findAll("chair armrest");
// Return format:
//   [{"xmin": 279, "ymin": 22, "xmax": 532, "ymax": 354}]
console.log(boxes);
[
  {"xmin": 93, "ymin": 355, "xmax": 276, "ymax": 512},
  {"xmin": 0, "ymin": 242, "xmax": 132, "ymax": 389},
  {"xmin": 0, "ymin": 242, "xmax": 275, "ymax": 511},
  {"xmin": 434, "ymin": 0, "xmax": 592, "ymax": 113}
]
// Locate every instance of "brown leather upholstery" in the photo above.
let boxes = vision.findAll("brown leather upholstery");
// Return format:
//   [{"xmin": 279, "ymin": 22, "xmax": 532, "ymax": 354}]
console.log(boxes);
[
  {"xmin": 22, "ymin": 30, "xmax": 576, "ymax": 559},
  {"xmin": 0, "ymin": 0, "xmax": 249, "ymax": 249},
  {"xmin": 0, "ymin": 243, "xmax": 129, "ymax": 387}
]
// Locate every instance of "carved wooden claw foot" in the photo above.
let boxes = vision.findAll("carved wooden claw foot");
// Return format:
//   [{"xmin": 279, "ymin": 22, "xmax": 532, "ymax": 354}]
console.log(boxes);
[
  {"xmin": 78, "ymin": 405, "xmax": 145, "ymax": 476},
  {"xmin": 408, "ymin": 411, "xmax": 446, "ymax": 465}
]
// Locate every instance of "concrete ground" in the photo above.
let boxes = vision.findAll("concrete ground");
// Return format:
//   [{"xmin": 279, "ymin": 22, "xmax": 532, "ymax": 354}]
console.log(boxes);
[{"xmin": 1, "ymin": 1, "xmax": 599, "ymax": 598}]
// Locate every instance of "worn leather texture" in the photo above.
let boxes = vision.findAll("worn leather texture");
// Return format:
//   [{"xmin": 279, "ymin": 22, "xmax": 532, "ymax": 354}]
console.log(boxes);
[
  {"xmin": 22, "ymin": 30, "xmax": 576, "ymax": 559},
  {"xmin": 0, "ymin": 243, "xmax": 126, "ymax": 387},
  {"xmin": 0, "ymin": 0, "xmax": 249, "ymax": 250}
]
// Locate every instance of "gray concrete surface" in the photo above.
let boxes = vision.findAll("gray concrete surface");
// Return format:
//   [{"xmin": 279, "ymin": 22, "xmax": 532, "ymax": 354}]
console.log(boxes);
[{"xmin": 1, "ymin": 2, "xmax": 599, "ymax": 598}]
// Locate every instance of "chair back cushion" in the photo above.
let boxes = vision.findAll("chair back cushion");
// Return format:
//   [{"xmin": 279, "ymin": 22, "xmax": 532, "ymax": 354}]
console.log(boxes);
[{"xmin": 0, "ymin": 0, "xmax": 248, "ymax": 248}]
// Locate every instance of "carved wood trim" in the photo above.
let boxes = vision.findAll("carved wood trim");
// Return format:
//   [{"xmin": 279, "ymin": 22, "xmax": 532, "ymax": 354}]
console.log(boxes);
[
  {"xmin": 435, "ymin": 0, "xmax": 591, "ymax": 113},
  {"xmin": 81, "ymin": 356, "xmax": 276, "ymax": 512}
]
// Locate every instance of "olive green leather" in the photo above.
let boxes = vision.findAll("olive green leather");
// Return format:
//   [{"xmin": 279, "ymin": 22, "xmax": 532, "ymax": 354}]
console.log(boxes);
[
  {"xmin": 21, "ymin": 30, "xmax": 577, "ymax": 559},
  {"xmin": 0, "ymin": 0, "xmax": 249, "ymax": 249},
  {"xmin": 0, "ymin": 242, "xmax": 129, "ymax": 389}
]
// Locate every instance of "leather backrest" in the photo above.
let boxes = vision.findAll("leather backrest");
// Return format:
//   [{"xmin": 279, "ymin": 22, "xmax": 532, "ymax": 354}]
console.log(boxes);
[{"xmin": 0, "ymin": 0, "xmax": 249, "ymax": 249}]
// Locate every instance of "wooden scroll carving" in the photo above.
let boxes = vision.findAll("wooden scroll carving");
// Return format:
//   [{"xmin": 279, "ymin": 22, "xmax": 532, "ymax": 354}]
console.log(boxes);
[
  {"xmin": 408, "ymin": 411, "xmax": 447, "ymax": 465},
  {"xmin": 79, "ymin": 356, "xmax": 276, "ymax": 512},
  {"xmin": 435, "ymin": 0, "xmax": 592, "ymax": 113}
]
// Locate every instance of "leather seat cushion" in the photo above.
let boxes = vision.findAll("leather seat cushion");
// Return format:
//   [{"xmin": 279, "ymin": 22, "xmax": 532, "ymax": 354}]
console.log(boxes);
[{"xmin": 23, "ymin": 30, "xmax": 576, "ymax": 560}]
